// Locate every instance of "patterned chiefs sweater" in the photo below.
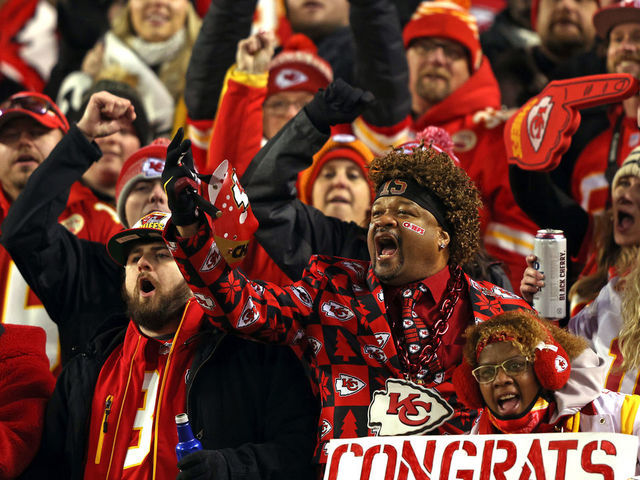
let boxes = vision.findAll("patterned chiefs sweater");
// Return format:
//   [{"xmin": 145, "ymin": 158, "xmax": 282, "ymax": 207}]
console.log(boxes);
[{"xmin": 165, "ymin": 218, "xmax": 532, "ymax": 463}]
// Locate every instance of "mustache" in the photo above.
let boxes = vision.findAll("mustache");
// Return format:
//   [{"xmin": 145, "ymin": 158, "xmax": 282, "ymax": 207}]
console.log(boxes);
[
  {"xmin": 419, "ymin": 68, "xmax": 451, "ymax": 80},
  {"xmin": 615, "ymin": 53, "xmax": 640, "ymax": 63}
]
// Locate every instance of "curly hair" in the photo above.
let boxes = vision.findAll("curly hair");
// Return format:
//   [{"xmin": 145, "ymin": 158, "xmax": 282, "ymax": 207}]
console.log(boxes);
[
  {"xmin": 462, "ymin": 310, "xmax": 588, "ymax": 368},
  {"xmin": 368, "ymin": 145, "xmax": 482, "ymax": 265}
]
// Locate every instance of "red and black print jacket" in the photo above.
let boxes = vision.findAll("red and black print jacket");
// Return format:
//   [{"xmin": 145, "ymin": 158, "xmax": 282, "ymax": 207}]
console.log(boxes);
[{"xmin": 165, "ymin": 218, "xmax": 532, "ymax": 463}]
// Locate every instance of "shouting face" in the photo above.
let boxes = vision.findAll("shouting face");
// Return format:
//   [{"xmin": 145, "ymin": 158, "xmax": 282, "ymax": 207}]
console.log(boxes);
[
  {"xmin": 367, "ymin": 195, "xmax": 450, "ymax": 286},
  {"xmin": 477, "ymin": 342, "xmax": 541, "ymax": 418},
  {"xmin": 123, "ymin": 241, "xmax": 192, "ymax": 336}
]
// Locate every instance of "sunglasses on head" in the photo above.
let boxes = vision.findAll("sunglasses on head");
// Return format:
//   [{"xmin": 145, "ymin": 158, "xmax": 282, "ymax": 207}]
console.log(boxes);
[{"xmin": 0, "ymin": 94, "xmax": 68, "ymax": 129}]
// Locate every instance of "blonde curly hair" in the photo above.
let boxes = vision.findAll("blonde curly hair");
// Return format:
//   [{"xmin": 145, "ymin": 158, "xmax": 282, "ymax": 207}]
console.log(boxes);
[
  {"xmin": 462, "ymin": 310, "xmax": 588, "ymax": 368},
  {"xmin": 368, "ymin": 145, "xmax": 482, "ymax": 265}
]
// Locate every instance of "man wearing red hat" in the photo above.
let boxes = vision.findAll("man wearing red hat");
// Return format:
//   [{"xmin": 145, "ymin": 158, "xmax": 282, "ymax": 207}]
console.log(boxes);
[
  {"xmin": 1, "ymin": 91, "xmax": 169, "ymax": 367},
  {"xmin": 188, "ymin": 31, "xmax": 333, "ymax": 174},
  {"xmin": 357, "ymin": 0, "xmax": 539, "ymax": 290},
  {"xmin": 0, "ymin": 91, "xmax": 120, "ymax": 371},
  {"xmin": 565, "ymin": 0, "xmax": 640, "ymax": 215}
]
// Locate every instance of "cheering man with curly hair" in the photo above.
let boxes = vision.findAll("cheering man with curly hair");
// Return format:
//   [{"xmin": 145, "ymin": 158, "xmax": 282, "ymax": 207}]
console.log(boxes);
[{"xmin": 162, "ymin": 139, "xmax": 533, "ymax": 471}]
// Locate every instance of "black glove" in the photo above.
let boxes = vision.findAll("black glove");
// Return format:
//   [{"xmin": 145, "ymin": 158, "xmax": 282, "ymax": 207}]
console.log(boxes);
[
  {"xmin": 176, "ymin": 450, "xmax": 228, "ymax": 480},
  {"xmin": 162, "ymin": 128, "xmax": 200, "ymax": 226},
  {"xmin": 303, "ymin": 78, "xmax": 375, "ymax": 134}
]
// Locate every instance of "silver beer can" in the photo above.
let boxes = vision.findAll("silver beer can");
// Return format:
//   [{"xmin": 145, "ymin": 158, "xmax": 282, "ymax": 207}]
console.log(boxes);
[{"xmin": 532, "ymin": 229, "xmax": 567, "ymax": 319}]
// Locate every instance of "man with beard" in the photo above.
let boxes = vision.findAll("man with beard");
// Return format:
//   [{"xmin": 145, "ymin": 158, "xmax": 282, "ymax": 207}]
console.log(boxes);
[
  {"xmin": 0, "ymin": 91, "xmax": 124, "ymax": 372},
  {"xmin": 489, "ymin": 0, "xmax": 601, "ymax": 107},
  {"xmin": 567, "ymin": 1, "xmax": 640, "ymax": 216},
  {"xmin": 357, "ymin": 0, "xmax": 539, "ymax": 289},
  {"xmin": 23, "ymin": 210, "xmax": 318, "ymax": 480},
  {"xmin": 162, "ymin": 137, "xmax": 532, "ymax": 472}
]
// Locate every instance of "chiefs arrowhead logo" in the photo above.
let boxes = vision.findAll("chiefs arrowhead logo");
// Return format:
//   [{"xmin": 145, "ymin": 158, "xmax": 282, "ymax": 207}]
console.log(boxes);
[
  {"xmin": 368, "ymin": 378, "xmax": 454, "ymax": 435},
  {"xmin": 335, "ymin": 373, "xmax": 366, "ymax": 397},
  {"xmin": 194, "ymin": 293, "xmax": 216, "ymax": 311},
  {"xmin": 291, "ymin": 328, "xmax": 305, "ymax": 344},
  {"xmin": 275, "ymin": 68, "xmax": 308, "ymax": 89},
  {"xmin": 142, "ymin": 157, "xmax": 165, "ymax": 176},
  {"xmin": 251, "ymin": 282, "xmax": 265, "ymax": 295},
  {"xmin": 363, "ymin": 344, "xmax": 387, "ymax": 364},
  {"xmin": 526, "ymin": 95, "xmax": 553, "ymax": 152},
  {"xmin": 320, "ymin": 419, "xmax": 332, "ymax": 438},
  {"xmin": 60, "ymin": 213, "xmax": 84, "ymax": 235},
  {"xmin": 200, "ymin": 244, "xmax": 222, "ymax": 272},
  {"xmin": 291, "ymin": 285, "xmax": 312, "ymax": 308},
  {"xmin": 237, "ymin": 298, "xmax": 260, "ymax": 328},
  {"xmin": 374, "ymin": 333, "xmax": 390, "ymax": 348},
  {"xmin": 321, "ymin": 301, "xmax": 354, "ymax": 321},
  {"xmin": 555, "ymin": 355, "xmax": 568, "ymax": 372},
  {"xmin": 307, "ymin": 337, "xmax": 322, "ymax": 355}
]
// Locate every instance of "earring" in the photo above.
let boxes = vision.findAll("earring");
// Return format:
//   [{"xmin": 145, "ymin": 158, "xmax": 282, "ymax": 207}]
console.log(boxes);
[{"xmin": 439, "ymin": 243, "xmax": 446, "ymax": 250}]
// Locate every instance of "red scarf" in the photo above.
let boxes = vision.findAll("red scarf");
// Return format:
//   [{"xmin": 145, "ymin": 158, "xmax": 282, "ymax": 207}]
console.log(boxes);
[{"xmin": 476, "ymin": 396, "xmax": 559, "ymax": 434}]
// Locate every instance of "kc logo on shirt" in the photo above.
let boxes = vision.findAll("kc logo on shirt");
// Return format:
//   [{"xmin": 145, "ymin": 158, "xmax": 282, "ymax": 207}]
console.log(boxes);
[
  {"xmin": 321, "ymin": 301, "xmax": 355, "ymax": 321},
  {"xmin": 335, "ymin": 373, "xmax": 366, "ymax": 397},
  {"xmin": 368, "ymin": 378, "xmax": 454, "ymax": 435}
]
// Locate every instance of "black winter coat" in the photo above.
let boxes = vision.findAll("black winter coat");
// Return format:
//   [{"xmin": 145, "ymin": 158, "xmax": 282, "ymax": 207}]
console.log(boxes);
[{"xmin": 23, "ymin": 318, "xmax": 319, "ymax": 480}]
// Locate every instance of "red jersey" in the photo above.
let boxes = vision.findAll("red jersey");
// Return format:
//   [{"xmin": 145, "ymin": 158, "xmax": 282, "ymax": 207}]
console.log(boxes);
[
  {"xmin": 571, "ymin": 105, "xmax": 640, "ymax": 215},
  {"xmin": 0, "ymin": 184, "xmax": 121, "ymax": 371},
  {"xmin": 84, "ymin": 300, "xmax": 201, "ymax": 480}
]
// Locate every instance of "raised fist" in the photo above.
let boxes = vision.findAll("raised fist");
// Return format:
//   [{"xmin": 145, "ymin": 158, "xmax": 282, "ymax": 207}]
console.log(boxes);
[{"xmin": 303, "ymin": 78, "xmax": 375, "ymax": 133}]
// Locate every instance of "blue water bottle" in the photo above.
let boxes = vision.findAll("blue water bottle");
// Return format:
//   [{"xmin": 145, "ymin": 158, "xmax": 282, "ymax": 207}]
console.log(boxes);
[{"xmin": 175, "ymin": 413, "xmax": 202, "ymax": 462}]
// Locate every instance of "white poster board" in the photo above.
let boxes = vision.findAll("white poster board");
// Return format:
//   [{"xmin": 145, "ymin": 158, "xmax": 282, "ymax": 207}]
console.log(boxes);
[{"xmin": 324, "ymin": 433, "xmax": 638, "ymax": 480}]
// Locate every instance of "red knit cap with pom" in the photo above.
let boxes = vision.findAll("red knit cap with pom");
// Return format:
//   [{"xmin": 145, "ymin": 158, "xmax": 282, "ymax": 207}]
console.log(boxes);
[
  {"xmin": 403, "ymin": 0, "xmax": 482, "ymax": 71},
  {"xmin": 267, "ymin": 33, "xmax": 333, "ymax": 97}
]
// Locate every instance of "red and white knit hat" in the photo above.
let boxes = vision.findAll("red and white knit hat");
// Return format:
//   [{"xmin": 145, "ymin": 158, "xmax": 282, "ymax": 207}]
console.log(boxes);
[
  {"xmin": 115, "ymin": 138, "xmax": 170, "ymax": 227},
  {"xmin": 267, "ymin": 34, "xmax": 333, "ymax": 97},
  {"xmin": 403, "ymin": 0, "xmax": 482, "ymax": 71},
  {"xmin": 297, "ymin": 134, "xmax": 375, "ymax": 205}
]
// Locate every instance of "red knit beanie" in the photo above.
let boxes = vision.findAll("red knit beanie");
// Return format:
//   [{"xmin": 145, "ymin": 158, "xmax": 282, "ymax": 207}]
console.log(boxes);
[
  {"xmin": 115, "ymin": 138, "xmax": 170, "ymax": 227},
  {"xmin": 298, "ymin": 134, "xmax": 374, "ymax": 205},
  {"xmin": 267, "ymin": 34, "xmax": 333, "ymax": 97},
  {"xmin": 403, "ymin": 0, "xmax": 482, "ymax": 71}
]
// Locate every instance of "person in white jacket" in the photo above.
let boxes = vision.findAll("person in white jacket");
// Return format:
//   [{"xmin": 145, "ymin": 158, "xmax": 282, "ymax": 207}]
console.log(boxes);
[{"xmin": 452, "ymin": 309, "xmax": 640, "ymax": 474}]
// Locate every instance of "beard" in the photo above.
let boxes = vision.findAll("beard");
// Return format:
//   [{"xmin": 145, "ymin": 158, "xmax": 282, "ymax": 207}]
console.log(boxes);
[
  {"xmin": 543, "ymin": 23, "xmax": 590, "ymax": 59},
  {"xmin": 415, "ymin": 73, "xmax": 451, "ymax": 106},
  {"xmin": 123, "ymin": 279, "xmax": 193, "ymax": 333}
]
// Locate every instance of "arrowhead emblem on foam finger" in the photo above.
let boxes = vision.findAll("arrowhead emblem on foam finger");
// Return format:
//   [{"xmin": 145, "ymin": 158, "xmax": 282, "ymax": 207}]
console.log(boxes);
[{"xmin": 505, "ymin": 73, "xmax": 638, "ymax": 171}]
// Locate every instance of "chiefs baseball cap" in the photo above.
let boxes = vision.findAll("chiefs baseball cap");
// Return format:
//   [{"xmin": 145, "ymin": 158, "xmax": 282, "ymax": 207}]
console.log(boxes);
[
  {"xmin": 107, "ymin": 211, "xmax": 171, "ymax": 266},
  {"xmin": 0, "ymin": 91, "xmax": 69, "ymax": 133},
  {"xmin": 115, "ymin": 138, "xmax": 170, "ymax": 227}
]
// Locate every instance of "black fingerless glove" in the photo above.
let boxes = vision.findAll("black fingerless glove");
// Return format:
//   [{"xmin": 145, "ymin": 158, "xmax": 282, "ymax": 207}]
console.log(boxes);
[{"xmin": 303, "ymin": 78, "xmax": 375, "ymax": 134}]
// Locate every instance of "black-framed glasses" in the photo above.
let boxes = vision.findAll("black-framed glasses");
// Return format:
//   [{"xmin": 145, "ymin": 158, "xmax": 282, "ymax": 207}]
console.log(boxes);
[
  {"xmin": 0, "ymin": 94, "xmax": 67, "ymax": 127},
  {"xmin": 471, "ymin": 356, "xmax": 530, "ymax": 384}
]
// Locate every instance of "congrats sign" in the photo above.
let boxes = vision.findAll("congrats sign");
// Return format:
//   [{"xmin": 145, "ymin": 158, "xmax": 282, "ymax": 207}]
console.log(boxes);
[{"xmin": 324, "ymin": 433, "xmax": 638, "ymax": 480}]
